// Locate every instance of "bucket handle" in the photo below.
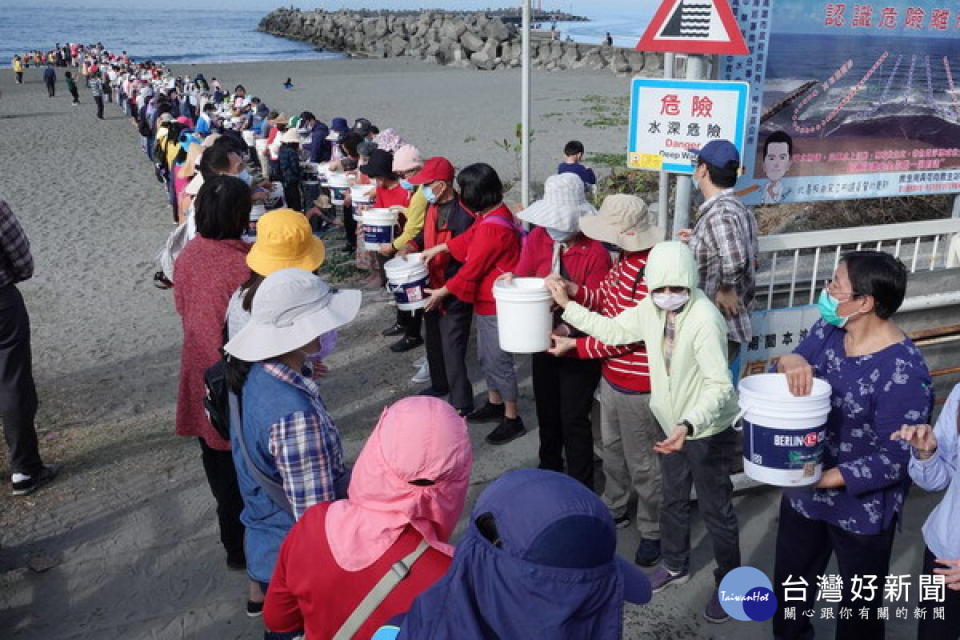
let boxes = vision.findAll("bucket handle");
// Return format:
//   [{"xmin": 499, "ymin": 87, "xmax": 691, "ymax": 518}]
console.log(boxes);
[{"xmin": 731, "ymin": 406, "xmax": 750, "ymax": 432}]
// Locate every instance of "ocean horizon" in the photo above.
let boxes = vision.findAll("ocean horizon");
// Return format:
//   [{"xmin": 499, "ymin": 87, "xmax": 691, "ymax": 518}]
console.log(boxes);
[{"xmin": 2, "ymin": 4, "xmax": 655, "ymax": 68}]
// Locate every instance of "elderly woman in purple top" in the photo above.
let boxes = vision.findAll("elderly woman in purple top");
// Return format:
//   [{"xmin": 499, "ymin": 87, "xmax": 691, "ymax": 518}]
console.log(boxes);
[{"xmin": 771, "ymin": 251, "xmax": 933, "ymax": 640}]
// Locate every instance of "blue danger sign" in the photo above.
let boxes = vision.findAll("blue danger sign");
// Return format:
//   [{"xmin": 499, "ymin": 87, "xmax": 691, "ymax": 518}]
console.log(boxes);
[{"xmin": 628, "ymin": 78, "xmax": 750, "ymax": 174}]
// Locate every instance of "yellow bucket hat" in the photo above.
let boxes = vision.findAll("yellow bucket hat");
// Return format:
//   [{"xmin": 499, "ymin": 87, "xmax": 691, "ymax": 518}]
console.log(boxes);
[{"xmin": 247, "ymin": 209, "xmax": 326, "ymax": 276}]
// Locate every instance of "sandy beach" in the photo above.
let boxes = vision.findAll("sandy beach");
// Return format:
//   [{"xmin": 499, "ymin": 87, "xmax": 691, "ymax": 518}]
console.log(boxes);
[{"xmin": 0, "ymin": 56, "xmax": 941, "ymax": 639}]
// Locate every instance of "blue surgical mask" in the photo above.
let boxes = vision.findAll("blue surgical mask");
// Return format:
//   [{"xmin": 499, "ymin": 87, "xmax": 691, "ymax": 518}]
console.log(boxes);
[
  {"xmin": 423, "ymin": 185, "xmax": 438, "ymax": 204},
  {"xmin": 817, "ymin": 289, "xmax": 860, "ymax": 328},
  {"xmin": 237, "ymin": 169, "xmax": 252, "ymax": 186},
  {"xmin": 399, "ymin": 179, "xmax": 414, "ymax": 192}
]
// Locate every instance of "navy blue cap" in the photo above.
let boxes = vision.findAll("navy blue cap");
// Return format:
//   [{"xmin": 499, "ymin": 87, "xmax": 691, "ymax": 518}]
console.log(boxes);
[
  {"xmin": 693, "ymin": 139, "xmax": 740, "ymax": 168},
  {"xmin": 331, "ymin": 117, "xmax": 349, "ymax": 132},
  {"xmin": 473, "ymin": 469, "xmax": 652, "ymax": 605}
]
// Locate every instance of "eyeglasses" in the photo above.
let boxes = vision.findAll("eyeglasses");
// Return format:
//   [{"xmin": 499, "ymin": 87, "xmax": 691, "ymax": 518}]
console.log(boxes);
[{"xmin": 825, "ymin": 279, "xmax": 860, "ymax": 301}]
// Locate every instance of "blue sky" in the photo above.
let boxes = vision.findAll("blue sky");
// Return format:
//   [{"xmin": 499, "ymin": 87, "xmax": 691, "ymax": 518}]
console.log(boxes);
[{"xmin": 4, "ymin": 1, "xmax": 653, "ymax": 12}]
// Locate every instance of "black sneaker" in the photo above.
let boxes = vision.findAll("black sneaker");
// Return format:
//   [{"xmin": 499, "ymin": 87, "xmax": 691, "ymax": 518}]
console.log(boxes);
[
  {"xmin": 11, "ymin": 464, "xmax": 61, "ymax": 496},
  {"xmin": 613, "ymin": 514, "xmax": 631, "ymax": 529},
  {"xmin": 456, "ymin": 406, "xmax": 474, "ymax": 418},
  {"xmin": 246, "ymin": 600, "xmax": 263, "ymax": 618},
  {"xmin": 466, "ymin": 402, "xmax": 505, "ymax": 423},
  {"xmin": 634, "ymin": 538, "xmax": 662, "ymax": 567},
  {"xmin": 381, "ymin": 323, "xmax": 405, "ymax": 337},
  {"xmin": 485, "ymin": 416, "xmax": 526, "ymax": 445},
  {"xmin": 390, "ymin": 335, "xmax": 424, "ymax": 353}
]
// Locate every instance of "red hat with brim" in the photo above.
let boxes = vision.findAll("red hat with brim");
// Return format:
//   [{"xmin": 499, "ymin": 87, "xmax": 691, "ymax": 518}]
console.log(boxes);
[{"xmin": 409, "ymin": 157, "xmax": 455, "ymax": 185}]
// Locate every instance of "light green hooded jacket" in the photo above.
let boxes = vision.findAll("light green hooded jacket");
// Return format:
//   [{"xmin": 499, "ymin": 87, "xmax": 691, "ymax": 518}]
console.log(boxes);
[{"xmin": 562, "ymin": 241, "xmax": 739, "ymax": 439}]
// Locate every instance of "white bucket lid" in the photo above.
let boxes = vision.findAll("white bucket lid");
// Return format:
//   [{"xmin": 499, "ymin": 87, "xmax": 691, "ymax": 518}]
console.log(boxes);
[
  {"xmin": 363, "ymin": 208, "xmax": 397, "ymax": 224},
  {"xmin": 738, "ymin": 373, "xmax": 832, "ymax": 414},
  {"xmin": 328, "ymin": 173, "xmax": 351, "ymax": 187},
  {"xmin": 493, "ymin": 277, "xmax": 553, "ymax": 302},
  {"xmin": 350, "ymin": 184, "xmax": 376, "ymax": 199},
  {"xmin": 385, "ymin": 254, "xmax": 428, "ymax": 282}
]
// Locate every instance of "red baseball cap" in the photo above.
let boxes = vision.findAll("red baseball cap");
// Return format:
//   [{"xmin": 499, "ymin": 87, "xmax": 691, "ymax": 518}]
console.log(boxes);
[{"xmin": 408, "ymin": 157, "xmax": 455, "ymax": 185}]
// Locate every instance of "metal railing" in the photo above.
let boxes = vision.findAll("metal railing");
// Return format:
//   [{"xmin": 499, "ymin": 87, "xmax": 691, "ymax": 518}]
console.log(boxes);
[{"xmin": 757, "ymin": 218, "xmax": 960, "ymax": 310}]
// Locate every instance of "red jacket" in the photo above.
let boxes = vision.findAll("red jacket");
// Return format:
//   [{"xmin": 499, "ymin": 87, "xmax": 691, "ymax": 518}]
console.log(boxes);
[
  {"xmin": 264, "ymin": 502, "xmax": 451, "ymax": 638},
  {"xmin": 173, "ymin": 237, "xmax": 251, "ymax": 450},
  {"xmin": 573, "ymin": 250, "xmax": 652, "ymax": 393},
  {"xmin": 513, "ymin": 227, "xmax": 611, "ymax": 287},
  {"xmin": 421, "ymin": 198, "xmax": 477, "ymax": 289},
  {"xmin": 445, "ymin": 204, "xmax": 522, "ymax": 315},
  {"xmin": 374, "ymin": 182, "xmax": 410, "ymax": 229}
]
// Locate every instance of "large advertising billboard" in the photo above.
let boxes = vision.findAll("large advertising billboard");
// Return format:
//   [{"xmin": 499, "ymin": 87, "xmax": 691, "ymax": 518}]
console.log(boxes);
[{"xmin": 723, "ymin": 1, "xmax": 960, "ymax": 205}]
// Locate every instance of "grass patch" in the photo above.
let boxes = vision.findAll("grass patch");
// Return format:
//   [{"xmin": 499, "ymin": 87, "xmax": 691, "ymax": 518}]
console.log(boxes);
[
  {"xmin": 584, "ymin": 116, "xmax": 630, "ymax": 128},
  {"xmin": 463, "ymin": 135, "xmax": 477, "ymax": 143},
  {"xmin": 586, "ymin": 152, "xmax": 627, "ymax": 168},
  {"xmin": 593, "ymin": 168, "xmax": 660, "ymax": 203}
]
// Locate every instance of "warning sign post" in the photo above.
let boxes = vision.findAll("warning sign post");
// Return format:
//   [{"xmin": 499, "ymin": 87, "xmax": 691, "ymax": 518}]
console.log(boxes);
[
  {"xmin": 637, "ymin": 0, "xmax": 748, "ymax": 56},
  {"xmin": 628, "ymin": 78, "xmax": 750, "ymax": 175}
]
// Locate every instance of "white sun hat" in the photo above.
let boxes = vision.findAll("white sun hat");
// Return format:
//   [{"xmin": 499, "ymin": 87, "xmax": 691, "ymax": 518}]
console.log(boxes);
[
  {"xmin": 224, "ymin": 269, "xmax": 361, "ymax": 362},
  {"xmin": 516, "ymin": 173, "xmax": 597, "ymax": 234}
]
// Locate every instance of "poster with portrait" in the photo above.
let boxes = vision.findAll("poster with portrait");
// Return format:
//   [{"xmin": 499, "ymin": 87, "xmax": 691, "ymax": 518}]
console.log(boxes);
[{"xmin": 722, "ymin": 1, "xmax": 960, "ymax": 205}]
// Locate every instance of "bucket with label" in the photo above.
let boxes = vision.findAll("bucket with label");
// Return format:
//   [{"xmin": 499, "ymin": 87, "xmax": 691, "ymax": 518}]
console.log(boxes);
[
  {"xmin": 362, "ymin": 208, "xmax": 398, "ymax": 250},
  {"xmin": 493, "ymin": 278, "xmax": 553, "ymax": 353},
  {"xmin": 247, "ymin": 204, "xmax": 267, "ymax": 238},
  {"xmin": 351, "ymin": 185, "xmax": 376, "ymax": 220},
  {"xmin": 384, "ymin": 254, "xmax": 430, "ymax": 311},
  {"xmin": 241, "ymin": 130, "xmax": 256, "ymax": 147},
  {"xmin": 738, "ymin": 373, "xmax": 832, "ymax": 487},
  {"xmin": 327, "ymin": 173, "xmax": 351, "ymax": 206}
]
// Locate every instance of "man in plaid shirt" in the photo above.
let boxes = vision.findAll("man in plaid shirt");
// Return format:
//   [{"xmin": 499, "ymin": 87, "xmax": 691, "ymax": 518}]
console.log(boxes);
[
  {"xmin": 0, "ymin": 199, "xmax": 59, "ymax": 495},
  {"xmin": 683, "ymin": 140, "xmax": 758, "ymax": 361}
]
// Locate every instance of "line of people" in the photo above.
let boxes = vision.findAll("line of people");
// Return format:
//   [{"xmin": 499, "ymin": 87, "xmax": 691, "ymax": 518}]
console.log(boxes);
[{"xmin": 10, "ymin": 45, "xmax": 959, "ymax": 640}]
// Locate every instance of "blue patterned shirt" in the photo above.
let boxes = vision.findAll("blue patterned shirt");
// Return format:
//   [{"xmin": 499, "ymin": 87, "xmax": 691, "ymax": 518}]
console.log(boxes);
[
  {"xmin": 784, "ymin": 320, "xmax": 933, "ymax": 535},
  {"xmin": 264, "ymin": 362, "xmax": 345, "ymax": 520}
]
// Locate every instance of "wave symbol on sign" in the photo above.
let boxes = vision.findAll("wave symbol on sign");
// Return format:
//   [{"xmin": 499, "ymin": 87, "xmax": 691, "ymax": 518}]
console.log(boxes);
[{"xmin": 662, "ymin": 0, "xmax": 713, "ymax": 39}]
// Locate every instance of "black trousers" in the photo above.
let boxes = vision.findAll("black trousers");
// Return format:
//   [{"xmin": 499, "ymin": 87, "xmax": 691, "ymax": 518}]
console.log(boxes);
[
  {"xmin": 918, "ymin": 545, "xmax": 960, "ymax": 640},
  {"xmin": 94, "ymin": 96, "xmax": 104, "ymax": 119},
  {"xmin": 283, "ymin": 182, "xmax": 302, "ymax": 212},
  {"xmin": 773, "ymin": 497, "xmax": 897, "ymax": 640},
  {"xmin": 15, "ymin": 72, "xmax": 22, "ymax": 83},
  {"xmin": 45, "ymin": 80, "xmax": 55, "ymax": 96},
  {"xmin": 343, "ymin": 205, "xmax": 357, "ymax": 250},
  {"xmin": 0, "ymin": 285, "xmax": 43, "ymax": 478},
  {"xmin": 532, "ymin": 353, "xmax": 601, "ymax": 489},
  {"xmin": 199, "ymin": 438, "xmax": 245, "ymax": 560},
  {"xmin": 424, "ymin": 300, "xmax": 473, "ymax": 412}
]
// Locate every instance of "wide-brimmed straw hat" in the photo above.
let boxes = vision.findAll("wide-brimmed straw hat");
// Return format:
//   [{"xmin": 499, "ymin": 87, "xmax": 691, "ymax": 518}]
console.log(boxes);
[
  {"xmin": 280, "ymin": 128, "xmax": 301, "ymax": 144},
  {"xmin": 517, "ymin": 173, "xmax": 596, "ymax": 233},
  {"xmin": 579, "ymin": 194, "xmax": 665, "ymax": 253},
  {"xmin": 268, "ymin": 112, "xmax": 290, "ymax": 126},
  {"xmin": 247, "ymin": 209, "xmax": 326, "ymax": 276},
  {"xmin": 224, "ymin": 269, "xmax": 361, "ymax": 362}
]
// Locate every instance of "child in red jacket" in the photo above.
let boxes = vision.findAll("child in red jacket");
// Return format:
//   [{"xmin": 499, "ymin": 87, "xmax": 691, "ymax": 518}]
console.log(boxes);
[{"xmin": 421, "ymin": 164, "xmax": 524, "ymax": 445}]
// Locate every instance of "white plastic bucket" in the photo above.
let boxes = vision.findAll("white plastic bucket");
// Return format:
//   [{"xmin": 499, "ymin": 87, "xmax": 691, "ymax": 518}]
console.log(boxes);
[
  {"xmin": 493, "ymin": 278, "xmax": 553, "ymax": 353},
  {"xmin": 241, "ymin": 130, "xmax": 256, "ymax": 147},
  {"xmin": 327, "ymin": 173, "xmax": 351, "ymax": 206},
  {"xmin": 351, "ymin": 185, "xmax": 376, "ymax": 219},
  {"xmin": 738, "ymin": 373, "xmax": 832, "ymax": 487},
  {"xmin": 362, "ymin": 208, "xmax": 397, "ymax": 250},
  {"xmin": 385, "ymin": 254, "xmax": 430, "ymax": 311}
]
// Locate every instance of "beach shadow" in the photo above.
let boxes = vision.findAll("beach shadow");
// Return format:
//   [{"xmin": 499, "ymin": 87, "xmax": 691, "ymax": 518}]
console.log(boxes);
[{"xmin": 0, "ymin": 112, "xmax": 66, "ymax": 120}]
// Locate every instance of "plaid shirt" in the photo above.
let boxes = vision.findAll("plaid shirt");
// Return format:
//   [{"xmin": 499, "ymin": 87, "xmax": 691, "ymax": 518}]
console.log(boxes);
[
  {"xmin": 264, "ymin": 363, "xmax": 345, "ymax": 520},
  {"xmin": 0, "ymin": 199, "xmax": 34, "ymax": 289},
  {"xmin": 688, "ymin": 189, "xmax": 758, "ymax": 344}
]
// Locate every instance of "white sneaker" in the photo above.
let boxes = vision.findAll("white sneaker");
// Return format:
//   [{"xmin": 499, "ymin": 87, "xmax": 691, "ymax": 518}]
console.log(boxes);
[
  {"xmin": 411, "ymin": 362, "xmax": 430, "ymax": 383},
  {"xmin": 412, "ymin": 355, "xmax": 427, "ymax": 368}
]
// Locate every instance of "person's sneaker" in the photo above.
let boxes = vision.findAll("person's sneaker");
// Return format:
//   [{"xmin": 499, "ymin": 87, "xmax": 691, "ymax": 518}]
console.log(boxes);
[
  {"xmin": 485, "ymin": 416, "xmax": 526, "ymax": 445},
  {"xmin": 467, "ymin": 402, "xmax": 505, "ymax": 423},
  {"xmin": 634, "ymin": 538, "xmax": 662, "ymax": 567},
  {"xmin": 11, "ymin": 464, "xmax": 61, "ymax": 496},
  {"xmin": 246, "ymin": 600, "xmax": 264, "ymax": 618},
  {"xmin": 381, "ymin": 323, "xmax": 405, "ymax": 337},
  {"xmin": 649, "ymin": 565, "xmax": 689, "ymax": 593},
  {"xmin": 411, "ymin": 361, "xmax": 430, "ymax": 383},
  {"xmin": 412, "ymin": 355, "xmax": 427, "ymax": 368},
  {"xmin": 613, "ymin": 514, "xmax": 631, "ymax": 529},
  {"xmin": 703, "ymin": 590, "xmax": 730, "ymax": 624},
  {"xmin": 390, "ymin": 335, "xmax": 424, "ymax": 353},
  {"xmin": 456, "ymin": 407, "xmax": 474, "ymax": 418}
]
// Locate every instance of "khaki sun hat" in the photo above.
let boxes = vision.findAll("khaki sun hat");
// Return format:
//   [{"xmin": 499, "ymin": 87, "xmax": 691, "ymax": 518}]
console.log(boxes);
[
  {"xmin": 579, "ymin": 194, "xmax": 665, "ymax": 252},
  {"xmin": 281, "ymin": 128, "xmax": 301, "ymax": 144},
  {"xmin": 247, "ymin": 208, "xmax": 326, "ymax": 276}
]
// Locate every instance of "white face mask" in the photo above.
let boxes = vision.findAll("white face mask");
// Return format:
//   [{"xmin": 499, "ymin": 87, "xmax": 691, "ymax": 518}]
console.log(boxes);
[{"xmin": 652, "ymin": 291, "xmax": 690, "ymax": 311}]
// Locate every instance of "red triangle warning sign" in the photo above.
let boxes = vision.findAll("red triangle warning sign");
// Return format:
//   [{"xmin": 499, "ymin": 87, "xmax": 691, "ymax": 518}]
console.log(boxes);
[{"xmin": 637, "ymin": 0, "xmax": 749, "ymax": 56}]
